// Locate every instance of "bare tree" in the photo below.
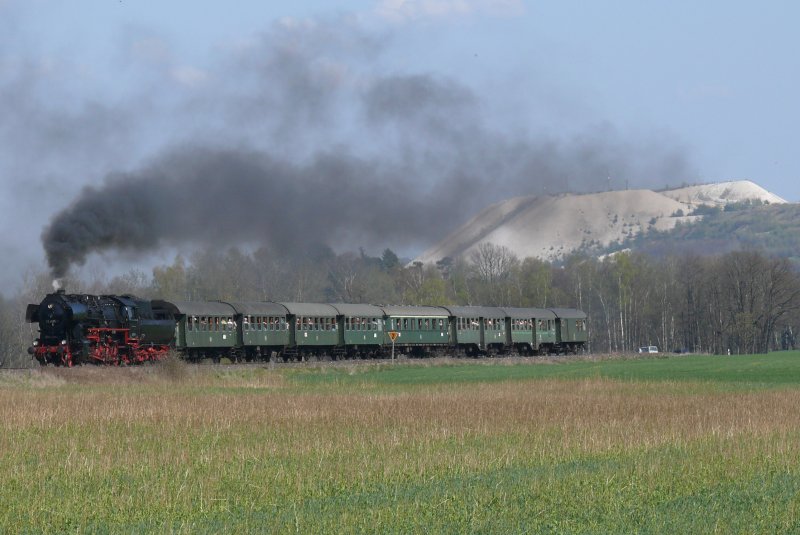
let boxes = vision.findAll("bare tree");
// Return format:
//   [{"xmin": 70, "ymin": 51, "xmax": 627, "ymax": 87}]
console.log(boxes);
[
  {"xmin": 470, "ymin": 243, "xmax": 518, "ymax": 285},
  {"xmin": 756, "ymin": 257, "xmax": 800, "ymax": 353},
  {"xmin": 468, "ymin": 243, "xmax": 519, "ymax": 306}
]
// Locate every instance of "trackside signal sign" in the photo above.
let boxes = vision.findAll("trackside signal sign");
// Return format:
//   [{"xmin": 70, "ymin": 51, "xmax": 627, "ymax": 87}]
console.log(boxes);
[{"xmin": 388, "ymin": 331, "xmax": 399, "ymax": 341}]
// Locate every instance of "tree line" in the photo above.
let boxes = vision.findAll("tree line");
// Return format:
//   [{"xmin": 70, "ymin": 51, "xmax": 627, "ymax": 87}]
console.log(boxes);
[{"xmin": 3, "ymin": 244, "xmax": 799, "ymax": 367}]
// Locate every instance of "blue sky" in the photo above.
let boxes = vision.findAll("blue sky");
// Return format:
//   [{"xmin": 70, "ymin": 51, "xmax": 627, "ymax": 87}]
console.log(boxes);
[{"xmin": 1, "ymin": 0, "xmax": 798, "ymax": 289}]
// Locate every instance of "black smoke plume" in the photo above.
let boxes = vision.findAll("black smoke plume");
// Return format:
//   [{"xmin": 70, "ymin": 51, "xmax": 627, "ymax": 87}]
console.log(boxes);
[
  {"xmin": 43, "ymin": 133, "xmax": 690, "ymax": 279},
  {"xmin": 43, "ymin": 148, "xmax": 424, "ymax": 278},
  {"xmin": 40, "ymin": 18, "xmax": 694, "ymax": 279}
]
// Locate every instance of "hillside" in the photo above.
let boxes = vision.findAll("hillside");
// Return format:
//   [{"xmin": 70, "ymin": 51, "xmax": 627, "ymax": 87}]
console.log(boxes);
[
  {"xmin": 619, "ymin": 202, "xmax": 800, "ymax": 262},
  {"xmin": 659, "ymin": 180, "xmax": 787, "ymax": 206},
  {"xmin": 415, "ymin": 180, "xmax": 789, "ymax": 264}
]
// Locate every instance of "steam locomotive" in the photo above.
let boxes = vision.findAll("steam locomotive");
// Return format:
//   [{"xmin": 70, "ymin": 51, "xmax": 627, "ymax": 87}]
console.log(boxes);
[
  {"xmin": 26, "ymin": 290, "xmax": 176, "ymax": 366},
  {"xmin": 27, "ymin": 290, "xmax": 588, "ymax": 366}
]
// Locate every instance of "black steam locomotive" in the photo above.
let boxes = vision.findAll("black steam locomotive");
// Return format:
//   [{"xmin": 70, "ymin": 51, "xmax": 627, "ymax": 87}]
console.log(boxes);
[{"xmin": 26, "ymin": 290, "xmax": 175, "ymax": 366}]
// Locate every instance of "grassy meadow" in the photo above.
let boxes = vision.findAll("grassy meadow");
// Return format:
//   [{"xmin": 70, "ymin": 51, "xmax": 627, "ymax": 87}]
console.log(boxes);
[{"xmin": 2, "ymin": 353, "xmax": 800, "ymax": 533}]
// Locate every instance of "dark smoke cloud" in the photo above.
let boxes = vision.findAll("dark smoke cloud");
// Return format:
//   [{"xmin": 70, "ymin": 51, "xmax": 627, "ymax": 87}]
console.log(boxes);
[
  {"xmin": 364, "ymin": 74, "xmax": 478, "ymax": 125},
  {"xmin": 43, "ymin": 133, "xmax": 691, "ymax": 280},
  {"xmin": 43, "ymin": 147, "xmax": 419, "ymax": 278},
  {"xmin": 40, "ymin": 15, "xmax": 695, "ymax": 280}
]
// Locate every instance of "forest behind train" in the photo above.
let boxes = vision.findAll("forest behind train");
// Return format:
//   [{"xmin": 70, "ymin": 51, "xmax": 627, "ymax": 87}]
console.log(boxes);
[{"xmin": 3, "ymin": 244, "xmax": 799, "ymax": 367}]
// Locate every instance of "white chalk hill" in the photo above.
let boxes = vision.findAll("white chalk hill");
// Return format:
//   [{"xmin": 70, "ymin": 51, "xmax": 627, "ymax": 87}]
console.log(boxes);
[{"xmin": 415, "ymin": 180, "xmax": 787, "ymax": 264}]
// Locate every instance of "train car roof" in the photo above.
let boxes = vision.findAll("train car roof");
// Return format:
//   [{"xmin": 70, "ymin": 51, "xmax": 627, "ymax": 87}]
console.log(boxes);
[
  {"xmin": 279, "ymin": 302, "xmax": 339, "ymax": 317},
  {"xmin": 161, "ymin": 301, "xmax": 237, "ymax": 316},
  {"xmin": 151, "ymin": 300, "xmax": 179, "ymax": 314},
  {"xmin": 502, "ymin": 307, "xmax": 556, "ymax": 319},
  {"xmin": 379, "ymin": 305, "xmax": 450, "ymax": 317},
  {"xmin": 329, "ymin": 303, "xmax": 385, "ymax": 317},
  {"xmin": 549, "ymin": 308, "xmax": 587, "ymax": 319},
  {"xmin": 441, "ymin": 306, "xmax": 506, "ymax": 319},
  {"xmin": 224, "ymin": 301, "xmax": 289, "ymax": 316}
]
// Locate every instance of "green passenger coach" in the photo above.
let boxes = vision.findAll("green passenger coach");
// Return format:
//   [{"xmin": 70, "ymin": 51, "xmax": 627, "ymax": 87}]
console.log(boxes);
[
  {"xmin": 503, "ymin": 308, "xmax": 556, "ymax": 355},
  {"xmin": 330, "ymin": 303, "xmax": 384, "ymax": 358},
  {"xmin": 229, "ymin": 301, "xmax": 290, "ymax": 361},
  {"xmin": 168, "ymin": 301, "xmax": 238, "ymax": 362},
  {"xmin": 281, "ymin": 302, "xmax": 339, "ymax": 359},
  {"xmin": 550, "ymin": 308, "xmax": 589, "ymax": 352},
  {"xmin": 442, "ymin": 306, "xmax": 507, "ymax": 355},
  {"xmin": 380, "ymin": 305, "xmax": 449, "ymax": 356}
]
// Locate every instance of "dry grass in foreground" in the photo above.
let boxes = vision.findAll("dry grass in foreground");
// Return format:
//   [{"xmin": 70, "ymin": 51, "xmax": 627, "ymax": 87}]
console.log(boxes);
[{"xmin": 1, "ymin": 366, "xmax": 799, "ymax": 532}]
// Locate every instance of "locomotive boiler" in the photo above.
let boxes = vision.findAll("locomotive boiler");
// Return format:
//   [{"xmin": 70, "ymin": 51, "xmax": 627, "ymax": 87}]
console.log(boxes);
[{"xmin": 26, "ymin": 290, "xmax": 176, "ymax": 366}]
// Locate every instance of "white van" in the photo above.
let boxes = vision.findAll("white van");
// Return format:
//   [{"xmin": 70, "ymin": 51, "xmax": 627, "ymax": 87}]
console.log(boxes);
[{"xmin": 638, "ymin": 346, "xmax": 659, "ymax": 354}]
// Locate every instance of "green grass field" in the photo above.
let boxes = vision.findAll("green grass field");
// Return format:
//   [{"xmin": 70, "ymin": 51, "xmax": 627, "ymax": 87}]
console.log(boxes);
[
  {"xmin": 289, "ymin": 352, "xmax": 800, "ymax": 389},
  {"xmin": 2, "ymin": 353, "xmax": 800, "ymax": 533}
]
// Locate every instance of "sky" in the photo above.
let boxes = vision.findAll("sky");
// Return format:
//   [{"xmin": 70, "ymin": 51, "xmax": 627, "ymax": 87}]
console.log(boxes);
[{"xmin": 1, "ymin": 0, "xmax": 798, "ymax": 291}]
